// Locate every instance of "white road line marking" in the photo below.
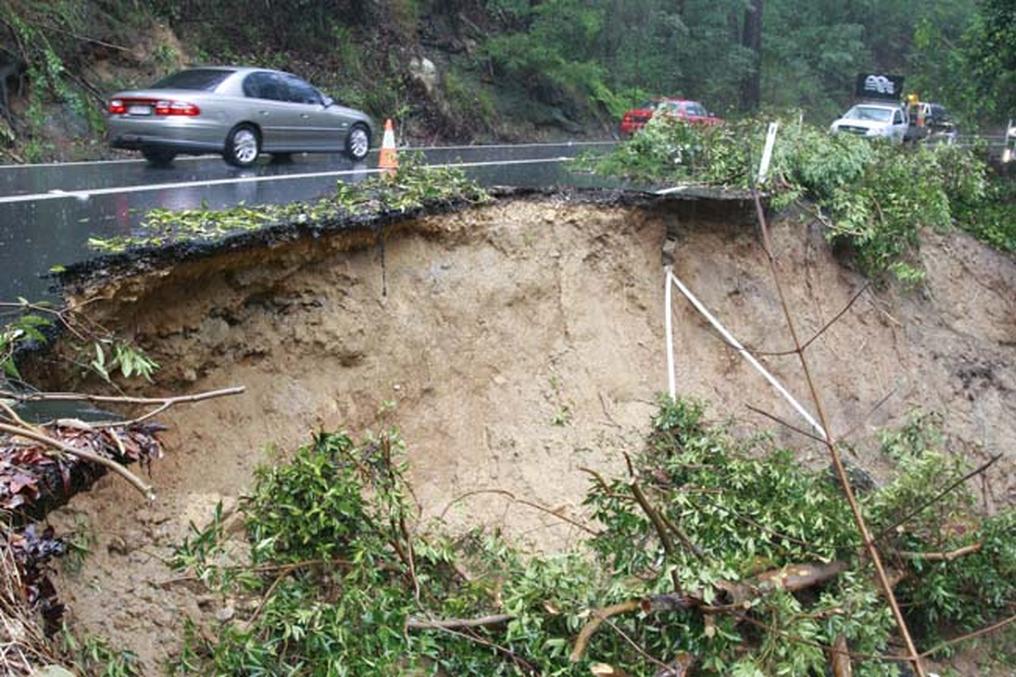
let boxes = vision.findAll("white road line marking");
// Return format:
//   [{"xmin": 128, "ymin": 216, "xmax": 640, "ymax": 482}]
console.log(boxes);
[
  {"xmin": 0, "ymin": 157, "xmax": 572, "ymax": 205},
  {"xmin": 0, "ymin": 141, "xmax": 613, "ymax": 170}
]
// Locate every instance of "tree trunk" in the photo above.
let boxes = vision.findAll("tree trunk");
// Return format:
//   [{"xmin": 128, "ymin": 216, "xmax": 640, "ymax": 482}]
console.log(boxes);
[{"xmin": 739, "ymin": 0, "xmax": 764, "ymax": 111}]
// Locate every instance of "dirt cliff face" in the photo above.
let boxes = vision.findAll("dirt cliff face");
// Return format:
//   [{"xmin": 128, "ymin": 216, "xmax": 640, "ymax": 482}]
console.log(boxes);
[{"xmin": 44, "ymin": 195, "xmax": 1014, "ymax": 672}]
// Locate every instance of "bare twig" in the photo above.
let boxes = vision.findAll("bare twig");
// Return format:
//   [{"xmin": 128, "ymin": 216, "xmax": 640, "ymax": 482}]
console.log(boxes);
[
  {"xmin": 917, "ymin": 614, "xmax": 1016, "ymax": 657},
  {"xmin": 0, "ymin": 421, "xmax": 153, "ymax": 499},
  {"xmin": 658, "ymin": 512, "xmax": 705, "ymax": 560},
  {"xmin": 0, "ymin": 400, "xmax": 41, "ymax": 435},
  {"xmin": 750, "ymin": 188, "xmax": 927, "ymax": 676},
  {"xmin": 896, "ymin": 543, "xmax": 982, "ymax": 562},
  {"xmin": 629, "ymin": 482, "xmax": 683, "ymax": 588},
  {"xmin": 734, "ymin": 611, "xmax": 903, "ymax": 663},
  {"xmin": 159, "ymin": 557, "xmax": 353, "ymax": 586},
  {"xmin": 439, "ymin": 487, "xmax": 600, "ymax": 536},
  {"xmin": 4, "ymin": 386, "xmax": 247, "ymax": 428},
  {"xmin": 746, "ymin": 403, "xmax": 827, "ymax": 444},
  {"xmin": 836, "ymin": 385, "xmax": 900, "ymax": 442},
  {"xmin": 406, "ymin": 614, "xmax": 513, "ymax": 631},
  {"xmin": 753, "ymin": 283, "xmax": 871, "ymax": 357},
  {"xmin": 874, "ymin": 454, "xmax": 1002, "ymax": 544},
  {"xmin": 424, "ymin": 622, "xmax": 538, "ymax": 674},
  {"xmin": 599, "ymin": 615, "xmax": 674, "ymax": 673},
  {"xmin": 1, "ymin": 386, "xmax": 245, "ymax": 408},
  {"xmin": 570, "ymin": 599, "xmax": 642, "ymax": 662}
]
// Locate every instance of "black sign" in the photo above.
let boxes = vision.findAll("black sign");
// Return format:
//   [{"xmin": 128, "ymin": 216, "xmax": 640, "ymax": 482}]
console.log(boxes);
[{"xmin": 854, "ymin": 73, "xmax": 905, "ymax": 100}]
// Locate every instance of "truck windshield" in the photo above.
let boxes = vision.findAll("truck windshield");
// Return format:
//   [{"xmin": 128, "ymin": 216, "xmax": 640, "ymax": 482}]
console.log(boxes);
[{"xmin": 844, "ymin": 106, "xmax": 894, "ymax": 122}]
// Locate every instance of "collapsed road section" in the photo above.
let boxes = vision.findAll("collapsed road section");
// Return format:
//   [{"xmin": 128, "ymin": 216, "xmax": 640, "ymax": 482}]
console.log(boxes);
[{"xmin": 7, "ymin": 187, "xmax": 1015, "ymax": 673}]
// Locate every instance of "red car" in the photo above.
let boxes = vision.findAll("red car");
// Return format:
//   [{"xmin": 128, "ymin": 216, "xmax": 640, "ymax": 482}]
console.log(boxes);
[{"xmin": 619, "ymin": 98, "xmax": 723, "ymax": 136}]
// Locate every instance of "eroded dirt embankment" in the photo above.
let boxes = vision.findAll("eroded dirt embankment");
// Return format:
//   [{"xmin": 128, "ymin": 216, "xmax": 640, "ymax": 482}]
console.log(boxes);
[{"xmin": 36, "ymin": 194, "xmax": 1015, "ymax": 672}]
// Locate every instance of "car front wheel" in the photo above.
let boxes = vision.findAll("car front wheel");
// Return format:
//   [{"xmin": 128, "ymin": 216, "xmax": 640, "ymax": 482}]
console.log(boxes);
[
  {"xmin": 345, "ymin": 124, "xmax": 370, "ymax": 162},
  {"xmin": 224, "ymin": 124, "xmax": 260, "ymax": 167}
]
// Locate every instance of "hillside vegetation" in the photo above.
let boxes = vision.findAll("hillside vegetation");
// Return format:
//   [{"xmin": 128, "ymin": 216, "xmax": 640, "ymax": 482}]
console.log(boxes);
[{"xmin": 1, "ymin": 0, "xmax": 1013, "ymax": 161}]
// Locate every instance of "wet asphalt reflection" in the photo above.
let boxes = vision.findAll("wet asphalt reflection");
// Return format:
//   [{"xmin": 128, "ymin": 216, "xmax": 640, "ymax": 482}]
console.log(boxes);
[{"xmin": 0, "ymin": 142, "xmax": 622, "ymax": 301}]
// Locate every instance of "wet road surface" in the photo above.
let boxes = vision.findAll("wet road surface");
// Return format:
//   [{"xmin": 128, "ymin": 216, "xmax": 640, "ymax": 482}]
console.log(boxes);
[{"xmin": 0, "ymin": 142, "xmax": 620, "ymax": 301}]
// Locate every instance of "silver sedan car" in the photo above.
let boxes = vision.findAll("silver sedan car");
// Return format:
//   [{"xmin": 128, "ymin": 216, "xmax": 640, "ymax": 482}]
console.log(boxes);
[{"xmin": 107, "ymin": 67, "xmax": 374, "ymax": 167}]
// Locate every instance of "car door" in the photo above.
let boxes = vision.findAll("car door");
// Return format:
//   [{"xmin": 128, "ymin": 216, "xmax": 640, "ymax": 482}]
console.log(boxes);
[
  {"xmin": 280, "ymin": 74, "xmax": 343, "ymax": 151},
  {"xmin": 891, "ymin": 108, "xmax": 907, "ymax": 142},
  {"xmin": 282, "ymin": 74, "xmax": 353, "ymax": 151},
  {"xmin": 241, "ymin": 71, "xmax": 293, "ymax": 150}
]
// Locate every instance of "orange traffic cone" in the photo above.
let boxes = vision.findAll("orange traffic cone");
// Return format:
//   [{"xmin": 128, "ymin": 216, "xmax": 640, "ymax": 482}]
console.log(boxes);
[{"xmin": 379, "ymin": 119, "xmax": 398, "ymax": 174}]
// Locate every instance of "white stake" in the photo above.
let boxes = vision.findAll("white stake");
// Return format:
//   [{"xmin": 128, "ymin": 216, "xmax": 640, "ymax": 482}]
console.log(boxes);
[
  {"xmin": 757, "ymin": 121, "xmax": 779, "ymax": 186},
  {"xmin": 667, "ymin": 270, "xmax": 828, "ymax": 440},
  {"xmin": 664, "ymin": 266, "xmax": 676, "ymax": 399}
]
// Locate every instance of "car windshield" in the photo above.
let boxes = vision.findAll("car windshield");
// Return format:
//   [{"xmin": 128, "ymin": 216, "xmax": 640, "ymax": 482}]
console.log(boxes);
[
  {"xmin": 151, "ymin": 69, "xmax": 233, "ymax": 91},
  {"xmin": 685, "ymin": 103, "xmax": 707, "ymax": 116},
  {"xmin": 844, "ymin": 105, "xmax": 894, "ymax": 122}
]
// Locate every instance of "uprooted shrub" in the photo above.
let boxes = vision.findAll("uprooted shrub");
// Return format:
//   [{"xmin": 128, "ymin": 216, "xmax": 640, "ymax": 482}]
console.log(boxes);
[
  {"xmin": 585, "ymin": 114, "xmax": 1007, "ymax": 283},
  {"xmin": 169, "ymin": 398, "xmax": 1013, "ymax": 676}
]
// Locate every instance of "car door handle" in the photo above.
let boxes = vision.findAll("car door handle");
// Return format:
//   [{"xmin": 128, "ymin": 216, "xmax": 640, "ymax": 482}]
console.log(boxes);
[
  {"xmin": 300, "ymin": 113, "xmax": 310, "ymax": 119},
  {"xmin": 258, "ymin": 110, "xmax": 270, "ymax": 116}
]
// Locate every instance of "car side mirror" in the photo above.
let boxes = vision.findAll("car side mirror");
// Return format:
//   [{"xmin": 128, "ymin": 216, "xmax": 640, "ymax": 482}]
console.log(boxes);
[{"xmin": 322, "ymin": 96, "xmax": 335, "ymax": 108}]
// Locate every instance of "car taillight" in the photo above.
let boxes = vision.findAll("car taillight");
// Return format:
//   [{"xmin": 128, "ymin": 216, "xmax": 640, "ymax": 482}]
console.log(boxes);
[
  {"xmin": 108, "ymin": 99, "xmax": 126, "ymax": 114},
  {"xmin": 154, "ymin": 100, "xmax": 200, "ymax": 116}
]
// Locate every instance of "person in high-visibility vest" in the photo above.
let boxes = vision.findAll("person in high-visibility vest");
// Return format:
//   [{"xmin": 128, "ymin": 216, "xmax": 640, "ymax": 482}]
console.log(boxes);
[{"xmin": 906, "ymin": 93, "xmax": 924, "ymax": 127}]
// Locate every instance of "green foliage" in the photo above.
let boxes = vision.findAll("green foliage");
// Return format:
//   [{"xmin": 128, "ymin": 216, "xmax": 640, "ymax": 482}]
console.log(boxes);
[
  {"xmin": 172, "ymin": 399, "xmax": 1014, "ymax": 675},
  {"xmin": 89, "ymin": 340, "xmax": 159, "ymax": 384},
  {"xmin": 955, "ymin": 176, "xmax": 1016, "ymax": 254},
  {"xmin": 0, "ymin": 297, "xmax": 159, "ymax": 385},
  {"xmin": 87, "ymin": 155, "xmax": 489, "ymax": 253},
  {"xmin": 0, "ymin": 302, "xmax": 52, "ymax": 380},
  {"xmin": 483, "ymin": 0, "xmax": 610, "ymax": 113},
  {"xmin": 442, "ymin": 68, "xmax": 498, "ymax": 131},
  {"xmin": 589, "ymin": 115, "xmax": 1001, "ymax": 281},
  {"xmin": 60, "ymin": 629, "xmax": 141, "ymax": 677}
]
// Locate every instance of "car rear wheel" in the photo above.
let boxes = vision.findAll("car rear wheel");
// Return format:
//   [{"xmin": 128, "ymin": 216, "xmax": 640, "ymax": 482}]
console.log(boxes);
[
  {"xmin": 345, "ymin": 124, "xmax": 370, "ymax": 162},
  {"xmin": 224, "ymin": 124, "xmax": 260, "ymax": 167},
  {"xmin": 142, "ymin": 149, "xmax": 176, "ymax": 167}
]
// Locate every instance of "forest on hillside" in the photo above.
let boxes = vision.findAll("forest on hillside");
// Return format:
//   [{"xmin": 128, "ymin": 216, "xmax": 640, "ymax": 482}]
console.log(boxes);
[{"xmin": 0, "ymin": 0, "xmax": 1014, "ymax": 158}]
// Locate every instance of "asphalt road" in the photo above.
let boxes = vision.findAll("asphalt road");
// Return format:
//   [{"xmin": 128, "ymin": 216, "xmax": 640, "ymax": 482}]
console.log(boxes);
[{"xmin": 0, "ymin": 141, "xmax": 619, "ymax": 301}]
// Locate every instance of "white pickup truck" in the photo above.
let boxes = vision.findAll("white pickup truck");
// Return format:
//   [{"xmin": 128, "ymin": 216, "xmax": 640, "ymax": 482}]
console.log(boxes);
[{"xmin": 830, "ymin": 103, "xmax": 909, "ymax": 143}]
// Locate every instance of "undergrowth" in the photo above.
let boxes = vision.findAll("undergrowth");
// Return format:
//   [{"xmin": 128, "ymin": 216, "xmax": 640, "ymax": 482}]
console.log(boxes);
[
  {"xmin": 170, "ymin": 398, "xmax": 1014, "ymax": 676},
  {"xmin": 0, "ymin": 298, "xmax": 157, "ymax": 385},
  {"xmin": 87, "ymin": 155, "xmax": 490, "ymax": 253},
  {"xmin": 586, "ymin": 114, "xmax": 1011, "ymax": 282}
]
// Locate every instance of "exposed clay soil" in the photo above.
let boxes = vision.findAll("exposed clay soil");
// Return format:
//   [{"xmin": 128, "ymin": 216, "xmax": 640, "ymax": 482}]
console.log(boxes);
[{"xmin": 38, "ymin": 195, "xmax": 1015, "ymax": 672}]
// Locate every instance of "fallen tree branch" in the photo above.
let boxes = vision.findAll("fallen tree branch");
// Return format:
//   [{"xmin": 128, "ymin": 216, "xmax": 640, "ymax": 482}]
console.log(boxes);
[
  {"xmin": 570, "ymin": 599, "xmax": 642, "ymax": 662},
  {"xmin": 0, "ymin": 421, "xmax": 153, "ymax": 500},
  {"xmin": 830, "ymin": 634, "xmax": 853, "ymax": 677},
  {"xmin": 570, "ymin": 560, "xmax": 850, "ymax": 662},
  {"xmin": 896, "ymin": 543, "xmax": 982, "ymax": 562},
  {"xmin": 750, "ymin": 186, "xmax": 927, "ymax": 676},
  {"xmin": 406, "ymin": 614, "xmax": 513, "ymax": 631},
  {"xmin": 0, "ymin": 386, "xmax": 247, "ymax": 428}
]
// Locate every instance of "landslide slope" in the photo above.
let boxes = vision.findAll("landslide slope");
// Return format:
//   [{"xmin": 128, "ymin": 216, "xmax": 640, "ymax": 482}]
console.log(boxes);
[{"xmin": 42, "ymin": 194, "xmax": 1014, "ymax": 671}]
